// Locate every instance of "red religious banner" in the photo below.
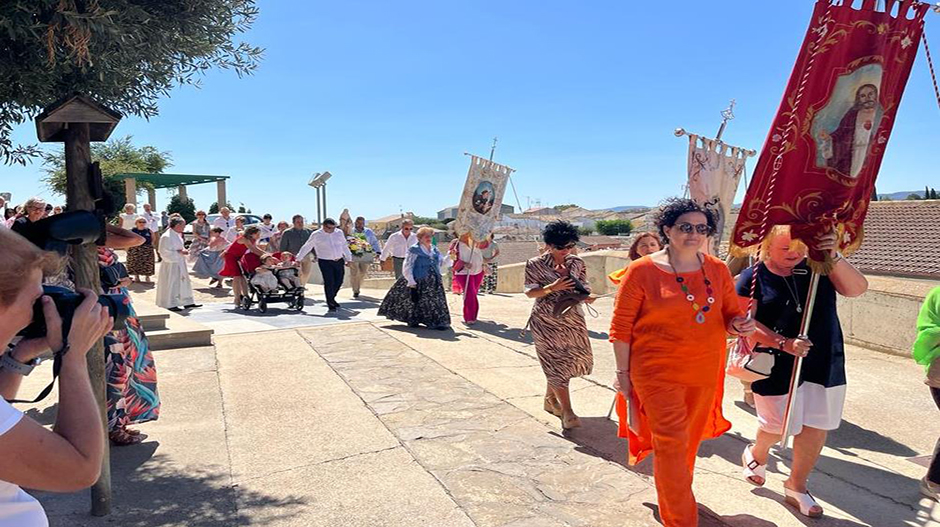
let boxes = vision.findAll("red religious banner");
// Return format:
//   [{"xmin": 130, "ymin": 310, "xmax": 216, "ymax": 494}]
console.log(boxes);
[{"xmin": 731, "ymin": 0, "xmax": 929, "ymax": 270}]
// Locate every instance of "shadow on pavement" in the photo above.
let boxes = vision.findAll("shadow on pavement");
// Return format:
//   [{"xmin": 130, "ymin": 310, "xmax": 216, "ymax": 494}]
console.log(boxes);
[
  {"xmin": 750, "ymin": 488, "xmax": 869, "ymax": 527},
  {"xmin": 826, "ymin": 419, "xmax": 919, "ymax": 458},
  {"xmin": 700, "ymin": 504, "xmax": 778, "ymax": 527},
  {"xmin": 701, "ymin": 427, "xmax": 922, "ymax": 527},
  {"xmin": 554, "ymin": 416, "xmax": 654, "ymax": 477},
  {"xmin": 41, "ymin": 443, "xmax": 307, "ymax": 527},
  {"xmin": 382, "ymin": 324, "xmax": 470, "ymax": 343},
  {"xmin": 469, "ymin": 319, "xmax": 610, "ymax": 345}
]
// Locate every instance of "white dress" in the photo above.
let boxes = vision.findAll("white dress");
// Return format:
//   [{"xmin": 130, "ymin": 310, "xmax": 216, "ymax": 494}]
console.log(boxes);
[{"xmin": 156, "ymin": 230, "xmax": 195, "ymax": 309}]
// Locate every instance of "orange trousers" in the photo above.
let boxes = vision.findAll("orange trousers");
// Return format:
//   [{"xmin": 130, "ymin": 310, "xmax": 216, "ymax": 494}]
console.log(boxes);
[{"xmin": 633, "ymin": 382, "xmax": 717, "ymax": 527}]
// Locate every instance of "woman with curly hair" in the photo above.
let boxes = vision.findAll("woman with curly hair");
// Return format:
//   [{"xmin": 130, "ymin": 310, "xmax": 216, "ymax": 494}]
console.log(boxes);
[
  {"xmin": 524, "ymin": 220, "xmax": 596, "ymax": 429},
  {"xmin": 611, "ymin": 198, "xmax": 754, "ymax": 526}
]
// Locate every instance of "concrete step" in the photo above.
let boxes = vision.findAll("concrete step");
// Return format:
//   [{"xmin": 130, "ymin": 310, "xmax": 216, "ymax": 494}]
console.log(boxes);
[
  {"xmin": 134, "ymin": 301, "xmax": 170, "ymax": 332},
  {"xmin": 362, "ymin": 277, "xmax": 396, "ymax": 290},
  {"xmin": 132, "ymin": 298, "xmax": 214, "ymax": 351}
]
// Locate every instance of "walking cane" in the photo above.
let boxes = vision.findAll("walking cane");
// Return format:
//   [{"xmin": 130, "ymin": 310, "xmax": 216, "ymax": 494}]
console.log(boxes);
[{"xmin": 779, "ymin": 270, "xmax": 821, "ymax": 449}]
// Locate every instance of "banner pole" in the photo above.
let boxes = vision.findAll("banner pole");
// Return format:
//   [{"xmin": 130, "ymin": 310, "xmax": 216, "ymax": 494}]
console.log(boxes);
[{"xmin": 779, "ymin": 270, "xmax": 821, "ymax": 449}]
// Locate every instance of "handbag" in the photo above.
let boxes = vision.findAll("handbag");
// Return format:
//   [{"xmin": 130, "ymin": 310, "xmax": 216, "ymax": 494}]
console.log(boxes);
[
  {"xmin": 726, "ymin": 337, "xmax": 775, "ymax": 382},
  {"xmin": 551, "ymin": 267, "xmax": 592, "ymax": 317}
]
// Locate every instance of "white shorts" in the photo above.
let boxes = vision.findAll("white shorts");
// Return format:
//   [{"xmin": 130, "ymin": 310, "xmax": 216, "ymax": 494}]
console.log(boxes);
[{"xmin": 754, "ymin": 382, "xmax": 846, "ymax": 436}]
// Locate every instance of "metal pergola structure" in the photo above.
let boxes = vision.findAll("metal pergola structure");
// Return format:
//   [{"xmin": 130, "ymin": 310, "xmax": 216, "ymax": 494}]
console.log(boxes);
[{"xmin": 115, "ymin": 172, "xmax": 230, "ymax": 210}]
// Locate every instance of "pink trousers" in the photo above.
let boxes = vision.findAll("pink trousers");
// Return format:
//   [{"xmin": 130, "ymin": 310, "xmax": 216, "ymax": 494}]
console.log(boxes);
[{"xmin": 454, "ymin": 272, "xmax": 483, "ymax": 322}]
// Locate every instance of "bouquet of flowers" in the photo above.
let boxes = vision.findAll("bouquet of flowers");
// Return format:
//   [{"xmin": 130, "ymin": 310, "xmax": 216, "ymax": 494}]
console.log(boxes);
[{"xmin": 347, "ymin": 233, "xmax": 374, "ymax": 258}]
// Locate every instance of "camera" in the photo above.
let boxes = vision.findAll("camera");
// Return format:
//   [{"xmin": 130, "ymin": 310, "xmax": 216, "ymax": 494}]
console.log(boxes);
[{"xmin": 18, "ymin": 285, "xmax": 130, "ymax": 343}]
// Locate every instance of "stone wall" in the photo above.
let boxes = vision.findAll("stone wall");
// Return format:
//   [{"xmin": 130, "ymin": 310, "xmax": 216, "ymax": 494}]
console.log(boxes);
[{"xmin": 837, "ymin": 276, "xmax": 938, "ymax": 357}]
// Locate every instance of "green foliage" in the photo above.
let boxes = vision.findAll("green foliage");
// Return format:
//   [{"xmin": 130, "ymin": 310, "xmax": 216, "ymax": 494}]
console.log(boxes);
[
  {"xmin": 209, "ymin": 201, "xmax": 233, "ymax": 214},
  {"xmin": 42, "ymin": 135, "xmax": 171, "ymax": 217},
  {"xmin": 43, "ymin": 135, "xmax": 171, "ymax": 194},
  {"xmin": 931, "ymin": 188, "xmax": 938, "ymax": 200},
  {"xmin": 595, "ymin": 219, "xmax": 633, "ymax": 236},
  {"xmin": 577, "ymin": 226, "xmax": 594, "ymax": 236},
  {"xmin": 167, "ymin": 195, "xmax": 196, "ymax": 223},
  {"xmin": 0, "ymin": 1, "xmax": 263, "ymax": 165},
  {"xmin": 555, "ymin": 204, "xmax": 579, "ymax": 211},
  {"xmin": 907, "ymin": 193, "xmax": 923, "ymax": 201},
  {"xmin": 412, "ymin": 216, "xmax": 448, "ymax": 230}
]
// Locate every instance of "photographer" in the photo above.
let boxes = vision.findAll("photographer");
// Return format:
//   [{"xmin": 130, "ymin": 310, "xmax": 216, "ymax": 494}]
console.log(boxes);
[{"xmin": 0, "ymin": 228, "xmax": 114, "ymax": 524}]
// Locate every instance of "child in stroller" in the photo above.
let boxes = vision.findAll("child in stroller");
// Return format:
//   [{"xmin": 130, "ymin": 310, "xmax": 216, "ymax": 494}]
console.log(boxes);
[
  {"xmin": 240, "ymin": 253, "xmax": 305, "ymax": 312},
  {"xmin": 274, "ymin": 252, "xmax": 304, "ymax": 291}
]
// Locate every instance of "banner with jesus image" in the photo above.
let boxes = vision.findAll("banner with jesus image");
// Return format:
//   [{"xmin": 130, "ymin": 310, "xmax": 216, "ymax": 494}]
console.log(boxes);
[
  {"xmin": 732, "ymin": 0, "xmax": 928, "ymax": 269},
  {"xmin": 454, "ymin": 154, "xmax": 514, "ymax": 241}
]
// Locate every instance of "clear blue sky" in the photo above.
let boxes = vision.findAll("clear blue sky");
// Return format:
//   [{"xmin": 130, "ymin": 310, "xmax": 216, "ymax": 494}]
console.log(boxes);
[{"xmin": 2, "ymin": 1, "xmax": 938, "ymax": 220}]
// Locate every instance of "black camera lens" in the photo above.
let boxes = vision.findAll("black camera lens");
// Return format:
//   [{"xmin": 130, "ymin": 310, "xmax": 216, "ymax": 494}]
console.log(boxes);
[{"xmin": 18, "ymin": 285, "xmax": 130, "ymax": 341}]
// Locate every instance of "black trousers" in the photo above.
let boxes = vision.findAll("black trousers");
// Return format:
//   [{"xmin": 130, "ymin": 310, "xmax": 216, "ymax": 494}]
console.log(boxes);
[
  {"xmin": 929, "ymin": 388, "xmax": 940, "ymax": 484},
  {"xmin": 318, "ymin": 259, "xmax": 345, "ymax": 307}
]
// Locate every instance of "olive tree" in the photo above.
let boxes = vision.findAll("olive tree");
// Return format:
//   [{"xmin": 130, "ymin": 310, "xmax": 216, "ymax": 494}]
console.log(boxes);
[{"xmin": 0, "ymin": 0, "xmax": 263, "ymax": 165}]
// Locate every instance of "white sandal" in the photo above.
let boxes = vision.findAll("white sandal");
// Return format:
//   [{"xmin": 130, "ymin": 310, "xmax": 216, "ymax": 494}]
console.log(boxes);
[
  {"xmin": 784, "ymin": 487, "xmax": 824, "ymax": 518},
  {"xmin": 741, "ymin": 445, "xmax": 766, "ymax": 487}
]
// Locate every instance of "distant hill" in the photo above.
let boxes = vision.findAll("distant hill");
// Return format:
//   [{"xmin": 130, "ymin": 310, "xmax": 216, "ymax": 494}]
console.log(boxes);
[
  {"xmin": 605, "ymin": 205, "xmax": 650, "ymax": 212},
  {"xmin": 879, "ymin": 190, "xmax": 925, "ymax": 200}
]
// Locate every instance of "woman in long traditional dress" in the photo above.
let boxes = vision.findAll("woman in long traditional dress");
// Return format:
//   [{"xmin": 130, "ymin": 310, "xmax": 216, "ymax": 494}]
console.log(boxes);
[
  {"xmin": 736, "ymin": 225, "xmax": 867, "ymax": 518},
  {"xmin": 193, "ymin": 227, "xmax": 227, "ymax": 287},
  {"xmin": 611, "ymin": 198, "xmax": 754, "ymax": 527},
  {"xmin": 379, "ymin": 227, "xmax": 451, "ymax": 329},
  {"xmin": 126, "ymin": 217, "xmax": 156, "ymax": 282},
  {"xmin": 188, "ymin": 210, "xmax": 211, "ymax": 261},
  {"xmin": 525, "ymin": 221, "xmax": 596, "ymax": 430},
  {"xmin": 98, "ymin": 244, "xmax": 161, "ymax": 445},
  {"xmin": 479, "ymin": 236, "xmax": 500, "ymax": 295}
]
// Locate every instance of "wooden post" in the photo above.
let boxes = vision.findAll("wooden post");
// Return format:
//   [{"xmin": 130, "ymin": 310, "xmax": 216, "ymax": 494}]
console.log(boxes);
[
  {"xmin": 148, "ymin": 188, "xmax": 157, "ymax": 209},
  {"xmin": 64, "ymin": 123, "xmax": 112, "ymax": 517},
  {"xmin": 216, "ymin": 180, "xmax": 227, "ymax": 209},
  {"xmin": 124, "ymin": 177, "xmax": 136, "ymax": 208},
  {"xmin": 178, "ymin": 185, "xmax": 188, "ymax": 201},
  {"xmin": 779, "ymin": 271, "xmax": 822, "ymax": 449}
]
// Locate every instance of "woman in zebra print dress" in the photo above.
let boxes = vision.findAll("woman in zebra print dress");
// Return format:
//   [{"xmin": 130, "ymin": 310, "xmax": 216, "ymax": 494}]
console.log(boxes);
[{"xmin": 525, "ymin": 221, "xmax": 595, "ymax": 430}]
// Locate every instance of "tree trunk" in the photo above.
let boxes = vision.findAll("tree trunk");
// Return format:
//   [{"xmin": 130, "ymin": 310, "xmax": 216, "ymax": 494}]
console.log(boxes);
[{"xmin": 64, "ymin": 123, "xmax": 111, "ymax": 517}]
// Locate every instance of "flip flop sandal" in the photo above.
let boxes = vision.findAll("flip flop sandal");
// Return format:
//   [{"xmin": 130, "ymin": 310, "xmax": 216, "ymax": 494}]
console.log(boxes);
[
  {"xmin": 561, "ymin": 414, "xmax": 582, "ymax": 430},
  {"xmin": 784, "ymin": 487, "xmax": 824, "ymax": 518},
  {"xmin": 741, "ymin": 444, "xmax": 766, "ymax": 487}
]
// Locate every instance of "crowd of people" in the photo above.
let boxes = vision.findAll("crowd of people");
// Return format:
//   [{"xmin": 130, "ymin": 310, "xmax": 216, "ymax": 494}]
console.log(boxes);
[{"xmin": 2, "ymin": 194, "xmax": 939, "ymax": 527}]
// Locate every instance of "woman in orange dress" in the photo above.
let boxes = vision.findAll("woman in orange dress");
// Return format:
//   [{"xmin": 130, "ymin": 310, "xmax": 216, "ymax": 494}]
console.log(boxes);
[{"xmin": 610, "ymin": 198, "xmax": 754, "ymax": 527}]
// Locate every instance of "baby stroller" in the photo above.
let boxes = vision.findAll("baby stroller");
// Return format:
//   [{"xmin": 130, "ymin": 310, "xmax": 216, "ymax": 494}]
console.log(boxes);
[{"xmin": 238, "ymin": 260, "xmax": 305, "ymax": 313}]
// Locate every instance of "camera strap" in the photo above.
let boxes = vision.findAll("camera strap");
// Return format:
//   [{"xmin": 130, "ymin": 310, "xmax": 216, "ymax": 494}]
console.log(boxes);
[{"xmin": 6, "ymin": 342, "xmax": 68, "ymax": 405}]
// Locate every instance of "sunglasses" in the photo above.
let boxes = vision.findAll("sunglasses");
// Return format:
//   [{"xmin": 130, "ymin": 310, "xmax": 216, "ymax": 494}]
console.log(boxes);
[
  {"xmin": 553, "ymin": 242, "xmax": 577, "ymax": 250},
  {"xmin": 675, "ymin": 222, "xmax": 712, "ymax": 235}
]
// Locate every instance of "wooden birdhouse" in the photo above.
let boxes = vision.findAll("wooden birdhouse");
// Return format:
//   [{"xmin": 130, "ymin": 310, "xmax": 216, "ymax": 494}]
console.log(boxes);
[{"xmin": 34, "ymin": 93, "xmax": 122, "ymax": 143}]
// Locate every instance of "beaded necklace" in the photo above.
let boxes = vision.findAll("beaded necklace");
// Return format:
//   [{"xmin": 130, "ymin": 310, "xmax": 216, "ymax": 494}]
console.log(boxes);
[{"xmin": 666, "ymin": 250, "xmax": 714, "ymax": 324}]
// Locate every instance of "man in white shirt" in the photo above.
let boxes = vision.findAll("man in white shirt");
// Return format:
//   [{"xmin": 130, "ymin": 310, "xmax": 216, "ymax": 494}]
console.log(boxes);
[
  {"xmin": 296, "ymin": 218, "xmax": 352, "ymax": 311},
  {"xmin": 212, "ymin": 207, "xmax": 238, "ymax": 243},
  {"xmin": 379, "ymin": 219, "xmax": 417, "ymax": 279},
  {"xmin": 141, "ymin": 203, "xmax": 160, "ymax": 232}
]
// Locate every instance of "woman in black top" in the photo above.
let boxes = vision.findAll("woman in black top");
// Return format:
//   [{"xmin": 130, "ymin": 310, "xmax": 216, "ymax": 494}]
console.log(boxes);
[
  {"xmin": 127, "ymin": 217, "xmax": 156, "ymax": 282},
  {"xmin": 735, "ymin": 225, "xmax": 867, "ymax": 518}
]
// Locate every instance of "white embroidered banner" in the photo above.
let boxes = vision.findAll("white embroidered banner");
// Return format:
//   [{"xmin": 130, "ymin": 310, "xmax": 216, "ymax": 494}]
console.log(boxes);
[
  {"xmin": 454, "ymin": 154, "xmax": 514, "ymax": 241},
  {"xmin": 687, "ymin": 135, "xmax": 748, "ymax": 255}
]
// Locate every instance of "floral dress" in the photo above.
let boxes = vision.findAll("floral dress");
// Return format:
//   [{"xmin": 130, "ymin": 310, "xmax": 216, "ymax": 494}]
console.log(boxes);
[{"xmin": 98, "ymin": 248, "xmax": 161, "ymax": 433}]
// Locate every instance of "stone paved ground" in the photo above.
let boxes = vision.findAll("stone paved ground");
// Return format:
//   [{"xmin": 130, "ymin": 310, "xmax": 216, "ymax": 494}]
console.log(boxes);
[{"xmin": 26, "ymin": 286, "xmax": 940, "ymax": 526}]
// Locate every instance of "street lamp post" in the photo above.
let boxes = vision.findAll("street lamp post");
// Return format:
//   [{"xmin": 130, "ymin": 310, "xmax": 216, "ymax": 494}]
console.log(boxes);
[{"xmin": 308, "ymin": 171, "xmax": 333, "ymax": 225}]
